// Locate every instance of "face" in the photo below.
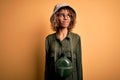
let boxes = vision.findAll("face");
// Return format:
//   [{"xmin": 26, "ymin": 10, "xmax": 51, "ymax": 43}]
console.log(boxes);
[{"xmin": 58, "ymin": 9, "xmax": 71, "ymax": 28}]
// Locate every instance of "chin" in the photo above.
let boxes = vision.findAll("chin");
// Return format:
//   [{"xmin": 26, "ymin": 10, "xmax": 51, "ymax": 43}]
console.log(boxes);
[{"xmin": 62, "ymin": 25, "xmax": 69, "ymax": 28}]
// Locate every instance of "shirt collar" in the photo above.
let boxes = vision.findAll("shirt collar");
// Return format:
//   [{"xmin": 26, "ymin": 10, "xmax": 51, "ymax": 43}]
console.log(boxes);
[{"xmin": 55, "ymin": 31, "xmax": 71, "ymax": 40}]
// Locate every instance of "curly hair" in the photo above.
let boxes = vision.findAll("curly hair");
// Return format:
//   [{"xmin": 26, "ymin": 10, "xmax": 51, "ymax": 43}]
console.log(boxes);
[{"xmin": 50, "ymin": 6, "xmax": 76, "ymax": 32}]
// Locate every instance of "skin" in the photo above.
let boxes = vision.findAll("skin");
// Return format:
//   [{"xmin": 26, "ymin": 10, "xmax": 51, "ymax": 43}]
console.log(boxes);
[{"xmin": 57, "ymin": 9, "xmax": 71, "ymax": 41}]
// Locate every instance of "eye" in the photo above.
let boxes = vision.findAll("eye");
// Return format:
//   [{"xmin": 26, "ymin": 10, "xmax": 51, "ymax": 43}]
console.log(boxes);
[
  {"xmin": 58, "ymin": 13, "xmax": 64, "ymax": 17},
  {"xmin": 67, "ymin": 14, "xmax": 72, "ymax": 17},
  {"xmin": 58, "ymin": 13, "xmax": 71, "ymax": 18}
]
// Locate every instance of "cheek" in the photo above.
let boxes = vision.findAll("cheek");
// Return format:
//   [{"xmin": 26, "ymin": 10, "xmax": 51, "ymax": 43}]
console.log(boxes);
[{"xmin": 68, "ymin": 19, "xmax": 71, "ymax": 22}]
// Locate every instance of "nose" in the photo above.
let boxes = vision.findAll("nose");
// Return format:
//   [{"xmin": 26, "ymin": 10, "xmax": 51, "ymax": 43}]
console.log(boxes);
[{"xmin": 64, "ymin": 16, "xmax": 67, "ymax": 19}]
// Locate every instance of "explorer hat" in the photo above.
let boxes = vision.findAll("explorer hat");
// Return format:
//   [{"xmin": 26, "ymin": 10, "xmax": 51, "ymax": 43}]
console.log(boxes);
[{"xmin": 50, "ymin": 3, "xmax": 76, "ymax": 22}]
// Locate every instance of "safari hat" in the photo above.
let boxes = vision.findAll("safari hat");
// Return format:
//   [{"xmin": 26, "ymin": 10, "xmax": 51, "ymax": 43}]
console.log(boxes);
[{"xmin": 50, "ymin": 3, "xmax": 76, "ymax": 22}]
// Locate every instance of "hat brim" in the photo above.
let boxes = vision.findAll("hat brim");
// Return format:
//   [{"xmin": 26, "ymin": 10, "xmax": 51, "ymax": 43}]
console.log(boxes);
[{"xmin": 53, "ymin": 5, "xmax": 76, "ymax": 15}]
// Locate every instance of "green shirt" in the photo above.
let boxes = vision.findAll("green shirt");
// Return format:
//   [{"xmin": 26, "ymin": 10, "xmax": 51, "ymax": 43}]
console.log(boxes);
[{"xmin": 45, "ymin": 31, "xmax": 83, "ymax": 80}]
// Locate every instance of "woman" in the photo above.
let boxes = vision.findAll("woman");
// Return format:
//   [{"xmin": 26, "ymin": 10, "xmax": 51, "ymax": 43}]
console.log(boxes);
[{"xmin": 45, "ymin": 3, "xmax": 83, "ymax": 80}]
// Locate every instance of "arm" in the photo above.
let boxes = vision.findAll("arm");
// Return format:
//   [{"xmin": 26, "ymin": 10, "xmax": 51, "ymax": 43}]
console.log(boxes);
[
  {"xmin": 44, "ymin": 37, "xmax": 50, "ymax": 80},
  {"xmin": 76, "ymin": 36, "xmax": 83, "ymax": 80}
]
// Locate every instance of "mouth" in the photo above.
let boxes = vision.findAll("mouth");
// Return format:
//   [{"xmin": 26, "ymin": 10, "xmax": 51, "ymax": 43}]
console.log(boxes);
[{"xmin": 62, "ymin": 21, "xmax": 69, "ymax": 24}]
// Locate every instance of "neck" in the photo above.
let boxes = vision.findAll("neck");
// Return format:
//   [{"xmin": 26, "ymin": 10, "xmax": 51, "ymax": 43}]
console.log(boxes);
[
  {"xmin": 58, "ymin": 28, "xmax": 68, "ymax": 35},
  {"xmin": 57, "ymin": 28, "xmax": 68, "ymax": 41}
]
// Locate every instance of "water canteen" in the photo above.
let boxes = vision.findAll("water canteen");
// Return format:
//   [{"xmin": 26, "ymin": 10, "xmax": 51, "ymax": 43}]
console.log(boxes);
[{"xmin": 55, "ymin": 53, "xmax": 73, "ymax": 77}]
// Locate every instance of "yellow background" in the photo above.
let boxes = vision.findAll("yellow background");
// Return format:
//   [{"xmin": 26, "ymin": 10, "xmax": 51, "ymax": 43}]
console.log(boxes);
[{"xmin": 0, "ymin": 0, "xmax": 120, "ymax": 80}]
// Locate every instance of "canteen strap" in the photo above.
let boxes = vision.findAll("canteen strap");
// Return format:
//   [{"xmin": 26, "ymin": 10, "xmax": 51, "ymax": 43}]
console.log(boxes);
[{"xmin": 54, "ymin": 35, "xmax": 74, "ymax": 64}]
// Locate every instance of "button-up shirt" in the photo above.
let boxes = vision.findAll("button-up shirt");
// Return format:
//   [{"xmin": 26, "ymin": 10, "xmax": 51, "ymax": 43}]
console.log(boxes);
[{"xmin": 45, "ymin": 31, "xmax": 83, "ymax": 80}]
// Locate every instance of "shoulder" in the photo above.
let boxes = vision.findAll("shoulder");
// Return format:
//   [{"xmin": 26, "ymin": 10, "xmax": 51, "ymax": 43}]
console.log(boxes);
[
  {"xmin": 45, "ymin": 33, "xmax": 56, "ymax": 40},
  {"xmin": 70, "ymin": 32, "xmax": 81, "ymax": 39},
  {"xmin": 70, "ymin": 32, "xmax": 81, "ymax": 46}
]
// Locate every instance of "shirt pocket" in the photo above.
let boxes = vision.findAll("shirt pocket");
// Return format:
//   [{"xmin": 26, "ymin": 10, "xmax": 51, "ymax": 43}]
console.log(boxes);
[{"xmin": 65, "ymin": 51, "xmax": 71, "ymax": 57}]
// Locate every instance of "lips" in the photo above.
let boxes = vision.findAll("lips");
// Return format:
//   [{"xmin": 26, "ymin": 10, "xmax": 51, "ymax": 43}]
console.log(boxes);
[
  {"xmin": 59, "ymin": 20, "xmax": 70, "ymax": 27},
  {"xmin": 62, "ymin": 21, "xmax": 69, "ymax": 24}
]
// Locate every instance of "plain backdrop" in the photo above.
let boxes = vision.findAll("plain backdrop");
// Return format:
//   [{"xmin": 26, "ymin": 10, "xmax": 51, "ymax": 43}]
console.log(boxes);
[{"xmin": 0, "ymin": 0, "xmax": 120, "ymax": 80}]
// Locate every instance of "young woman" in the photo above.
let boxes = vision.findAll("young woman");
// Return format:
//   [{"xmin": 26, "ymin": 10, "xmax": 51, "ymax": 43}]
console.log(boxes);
[{"xmin": 45, "ymin": 3, "xmax": 83, "ymax": 80}]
